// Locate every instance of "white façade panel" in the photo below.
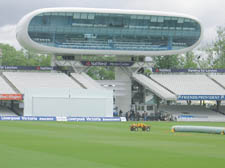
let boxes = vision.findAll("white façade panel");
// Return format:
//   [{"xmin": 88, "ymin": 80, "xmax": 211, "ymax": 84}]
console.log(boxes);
[
  {"xmin": 24, "ymin": 88, "xmax": 113, "ymax": 117},
  {"xmin": 32, "ymin": 97, "xmax": 109, "ymax": 117},
  {"xmin": 24, "ymin": 88, "xmax": 70, "ymax": 116}
]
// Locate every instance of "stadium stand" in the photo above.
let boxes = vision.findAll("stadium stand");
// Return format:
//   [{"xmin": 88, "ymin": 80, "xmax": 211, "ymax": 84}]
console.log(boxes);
[
  {"xmin": 150, "ymin": 74, "xmax": 225, "ymax": 95},
  {"xmin": 159, "ymin": 105, "xmax": 225, "ymax": 122},
  {"xmin": 132, "ymin": 73, "xmax": 225, "ymax": 122},
  {"xmin": 97, "ymin": 80, "xmax": 131, "ymax": 97},
  {"xmin": 217, "ymin": 106, "xmax": 225, "ymax": 115},
  {"xmin": 0, "ymin": 105, "xmax": 18, "ymax": 116},
  {"xmin": 209, "ymin": 74, "xmax": 225, "ymax": 88},
  {"xmin": 132, "ymin": 73, "xmax": 176, "ymax": 100},
  {"xmin": 1, "ymin": 70, "xmax": 225, "ymax": 121},
  {"xmin": 0, "ymin": 74, "xmax": 16, "ymax": 94},
  {"xmin": 71, "ymin": 72, "xmax": 103, "ymax": 89},
  {"xmin": 2, "ymin": 72, "xmax": 83, "ymax": 93}
]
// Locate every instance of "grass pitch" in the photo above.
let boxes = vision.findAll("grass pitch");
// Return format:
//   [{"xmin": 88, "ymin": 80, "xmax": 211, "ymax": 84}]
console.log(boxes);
[{"xmin": 0, "ymin": 121, "xmax": 225, "ymax": 168}]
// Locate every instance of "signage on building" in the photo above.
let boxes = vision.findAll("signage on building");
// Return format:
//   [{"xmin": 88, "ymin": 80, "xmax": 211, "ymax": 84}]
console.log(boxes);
[{"xmin": 81, "ymin": 61, "xmax": 134, "ymax": 67}]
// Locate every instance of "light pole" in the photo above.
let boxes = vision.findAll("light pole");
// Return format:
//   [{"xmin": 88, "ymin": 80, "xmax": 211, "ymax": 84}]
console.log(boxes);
[{"xmin": 197, "ymin": 55, "xmax": 201, "ymax": 69}]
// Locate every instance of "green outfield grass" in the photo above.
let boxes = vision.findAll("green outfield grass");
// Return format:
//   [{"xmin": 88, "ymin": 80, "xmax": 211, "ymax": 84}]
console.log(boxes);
[{"xmin": 0, "ymin": 121, "xmax": 225, "ymax": 168}]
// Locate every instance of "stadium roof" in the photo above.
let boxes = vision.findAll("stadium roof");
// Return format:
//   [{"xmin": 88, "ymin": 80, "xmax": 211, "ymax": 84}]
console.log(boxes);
[
  {"xmin": 2, "ymin": 72, "xmax": 83, "ymax": 94},
  {"xmin": 71, "ymin": 73, "xmax": 103, "ymax": 89},
  {"xmin": 150, "ymin": 74, "xmax": 225, "ymax": 96},
  {"xmin": 132, "ymin": 73, "xmax": 177, "ymax": 100}
]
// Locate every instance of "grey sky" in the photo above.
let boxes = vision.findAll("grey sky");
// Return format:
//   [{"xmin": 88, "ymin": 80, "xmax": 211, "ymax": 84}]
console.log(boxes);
[{"xmin": 0, "ymin": 0, "xmax": 224, "ymax": 49}]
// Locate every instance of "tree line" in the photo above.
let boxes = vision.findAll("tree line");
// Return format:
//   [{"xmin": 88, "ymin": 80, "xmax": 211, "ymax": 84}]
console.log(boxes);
[
  {"xmin": 0, "ymin": 44, "xmax": 51, "ymax": 66},
  {"xmin": 153, "ymin": 26, "xmax": 225, "ymax": 69},
  {"xmin": 0, "ymin": 26, "xmax": 224, "ymax": 79}
]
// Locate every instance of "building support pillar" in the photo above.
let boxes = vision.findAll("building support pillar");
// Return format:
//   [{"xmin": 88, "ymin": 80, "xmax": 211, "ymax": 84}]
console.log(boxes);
[
  {"xmin": 115, "ymin": 66, "xmax": 132, "ymax": 113},
  {"xmin": 216, "ymin": 100, "xmax": 221, "ymax": 112}
]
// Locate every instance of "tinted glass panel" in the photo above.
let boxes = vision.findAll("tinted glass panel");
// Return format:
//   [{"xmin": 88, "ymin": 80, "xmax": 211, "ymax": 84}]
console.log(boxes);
[{"xmin": 28, "ymin": 12, "xmax": 201, "ymax": 51}]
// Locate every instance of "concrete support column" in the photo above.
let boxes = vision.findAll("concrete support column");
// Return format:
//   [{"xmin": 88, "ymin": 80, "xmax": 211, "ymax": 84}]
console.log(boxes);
[
  {"xmin": 216, "ymin": 100, "xmax": 221, "ymax": 112},
  {"xmin": 11, "ymin": 100, "xmax": 14, "ymax": 109},
  {"xmin": 51, "ymin": 55, "xmax": 56, "ymax": 67},
  {"xmin": 115, "ymin": 67, "xmax": 132, "ymax": 113}
]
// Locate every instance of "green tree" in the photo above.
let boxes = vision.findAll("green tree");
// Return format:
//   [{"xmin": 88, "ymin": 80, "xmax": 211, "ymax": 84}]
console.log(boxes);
[
  {"xmin": 84, "ymin": 55, "xmax": 115, "ymax": 80},
  {"xmin": 199, "ymin": 26, "xmax": 225, "ymax": 69},
  {"xmin": 197, "ymin": 46, "xmax": 214, "ymax": 69},
  {"xmin": 181, "ymin": 51, "xmax": 198, "ymax": 69},
  {"xmin": 0, "ymin": 43, "xmax": 51, "ymax": 66},
  {"xmin": 87, "ymin": 66, "xmax": 114, "ymax": 80},
  {"xmin": 211, "ymin": 26, "xmax": 225, "ymax": 68},
  {"xmin": 153, "ymin": 54, "xmax": 182, "ymax": 69}
]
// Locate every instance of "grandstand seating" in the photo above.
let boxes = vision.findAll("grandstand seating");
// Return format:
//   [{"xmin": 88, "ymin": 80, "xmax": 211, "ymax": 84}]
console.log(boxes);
[
  {"xmin": 159, "ymin": 105, "xmax": 225, "ymax": 122},
  {"xmin": 0, "ymin": 105, "xmax": 18, "ymax": 116},
  {"xmin": 97, "ymin": 80, "xmax": 131, "ymax": 97},
  {"xmin": 1, "ymin": 71, "xmax": 225, "ymax": 120},
  {"xmin": 3, "ymin": 72, "xmax": 82, "ymax": 93},
  {"xmin": 150, "ymin": 74, "xmax": 225, "ymax": 95},
  {"xmin": 71, "ymin": 73, "xmax": 103, "ymax": 89},
  {"xmin": 209, "ymin": 74, "xmax": 225, "ymax": 88},
  {"xmin": 54, "ymin": 38, "xmax": 168, "ymax": 51},
  {"xmin": 132, "ymin": 73, "xmax": 176, "ymax": 100},
  {"xmin": 0, "ymin": 75, "xmax": 16, "ymax": 94},
  {"xmin": 218, "ymin": 106, "xmax": 225, "ymax": 115}
]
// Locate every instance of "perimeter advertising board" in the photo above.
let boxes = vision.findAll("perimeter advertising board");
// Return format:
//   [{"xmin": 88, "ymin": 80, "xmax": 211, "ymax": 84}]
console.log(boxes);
[
  {"xmin": 177, "ymin": 95, "xmax": 225, "ymax": 101},
  {"xmin": 0, "ymin": 94, "xmax": 23, "ymax": 100},
  {"xmin": 0, "ymin": 116, "xmax": 125, "ymax": 122},
  {"xmin": 0, "ymin": 66, "xmax": 55, "ymax": 71},
  {"xmin": 152, "ymin": 68, "xmax": 225, "ymax": 73}
]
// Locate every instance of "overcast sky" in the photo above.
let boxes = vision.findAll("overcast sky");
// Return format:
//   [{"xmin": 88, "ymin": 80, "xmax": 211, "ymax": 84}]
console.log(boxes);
[{"xmin": 0, "ymin": 0, "xmax": 224, "ymax": 49}]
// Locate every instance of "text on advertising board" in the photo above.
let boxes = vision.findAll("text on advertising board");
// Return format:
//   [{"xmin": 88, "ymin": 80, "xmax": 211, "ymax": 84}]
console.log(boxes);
[{"xmin": 0, "ymin": 94, "xmax": 23, "ymax": 100}]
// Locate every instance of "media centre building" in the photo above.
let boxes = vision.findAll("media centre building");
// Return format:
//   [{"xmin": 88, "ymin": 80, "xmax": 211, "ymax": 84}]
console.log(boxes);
[{"xmin": 15, "ymin": 8, "xmax": 203, "ymax": 115}]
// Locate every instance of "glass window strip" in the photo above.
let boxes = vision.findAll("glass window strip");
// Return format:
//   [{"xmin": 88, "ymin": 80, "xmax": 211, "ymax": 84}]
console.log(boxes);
[{"xmin": 28, "ymin": 12, "xmax": 201, "ymax": 51}]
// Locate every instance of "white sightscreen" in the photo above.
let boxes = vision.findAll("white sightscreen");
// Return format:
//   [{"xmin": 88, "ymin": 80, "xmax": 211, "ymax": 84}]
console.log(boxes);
[
  {"xmin": 32, "ymin": 97, "xmax": 108, "ymax": 117},
  {"xmin": 24, "ymin": 88, "xmax": 113, "ymax": 117}
]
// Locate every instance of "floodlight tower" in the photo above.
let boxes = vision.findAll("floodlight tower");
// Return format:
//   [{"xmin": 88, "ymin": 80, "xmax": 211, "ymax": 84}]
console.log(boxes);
[{"xmin": 16, "ymin": 8, "xmax": 203, "ymax": 112}]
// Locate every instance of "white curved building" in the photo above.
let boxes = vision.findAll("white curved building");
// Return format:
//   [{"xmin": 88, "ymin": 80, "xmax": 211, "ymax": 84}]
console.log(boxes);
[{"xmin": 16, "ymin": 8, "xmax": 203, "ymax": 56}]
